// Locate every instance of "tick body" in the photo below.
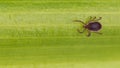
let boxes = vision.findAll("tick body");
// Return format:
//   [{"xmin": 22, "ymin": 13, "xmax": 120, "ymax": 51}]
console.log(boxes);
[
  {"xmin": 85, "ymin": 22, "xmax": 102, "ymax": 31},
  {"xmin": 74, "ymin": 16, "xmax": 102, "ymax": 37}
]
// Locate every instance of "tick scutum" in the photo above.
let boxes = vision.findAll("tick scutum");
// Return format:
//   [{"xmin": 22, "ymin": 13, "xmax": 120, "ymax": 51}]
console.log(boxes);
[{"xmin": 85, "ymin": 22, "xmax": 102, "ymax": 31}]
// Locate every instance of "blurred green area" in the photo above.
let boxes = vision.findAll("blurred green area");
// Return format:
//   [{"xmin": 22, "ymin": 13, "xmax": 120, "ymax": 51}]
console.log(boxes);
[
  {"xmin": 0, "ymin": 0, "xmax": 120, "ymax": 68},
  {"xmin": 0, "ymin": 0, "xmax": 119, "ymax": 12}
]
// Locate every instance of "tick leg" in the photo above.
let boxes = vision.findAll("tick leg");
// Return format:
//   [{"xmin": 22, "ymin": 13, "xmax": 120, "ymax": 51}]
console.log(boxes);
[
  {"xmin": 77, "ymin": 28, "xmax": 86, "ymax": 33},
  {"xmin": 95, "ymin": 17, "xmax": 102, "ymax": 21},
  {"xmin": 87, "ymin": 30, "xmax": 91, "ymax": 37},
  {"xmin": 73, "ymin": 20, "xmax": 86, "ymax": 24},
  {"xmin": 91, "ymin": 16, "xmax": 96, "ymax": 21},
  {"xmin": 86, "ymin": 16, "xmax": 92, "ymax": 23},
  {"xmin": 88, "ymin": 16, "xmax": 96, "ymax": 23}
]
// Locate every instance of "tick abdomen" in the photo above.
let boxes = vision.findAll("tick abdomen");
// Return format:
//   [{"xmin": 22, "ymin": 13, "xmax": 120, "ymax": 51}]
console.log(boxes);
[{"xmin": 85, "ymin": 22, "xmax": 102, "ymax": 31}]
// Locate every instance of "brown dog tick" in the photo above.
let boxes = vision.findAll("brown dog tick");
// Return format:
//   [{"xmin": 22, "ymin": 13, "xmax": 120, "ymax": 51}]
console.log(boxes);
[{"xmin": 74, "ymin": 16, "xmax": 102, "ymax": 37}]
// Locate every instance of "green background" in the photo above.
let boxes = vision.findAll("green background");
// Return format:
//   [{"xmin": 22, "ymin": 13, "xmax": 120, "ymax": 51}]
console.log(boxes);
[{"xmin": 0, "ymin": 0, "xmax": 120, "ymax": 68}]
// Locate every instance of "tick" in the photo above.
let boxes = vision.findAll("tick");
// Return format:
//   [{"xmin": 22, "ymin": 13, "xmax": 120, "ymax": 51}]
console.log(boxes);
[{"xmin": 74, "ymin": 16, "xmax": 102, "ymax": 37}]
